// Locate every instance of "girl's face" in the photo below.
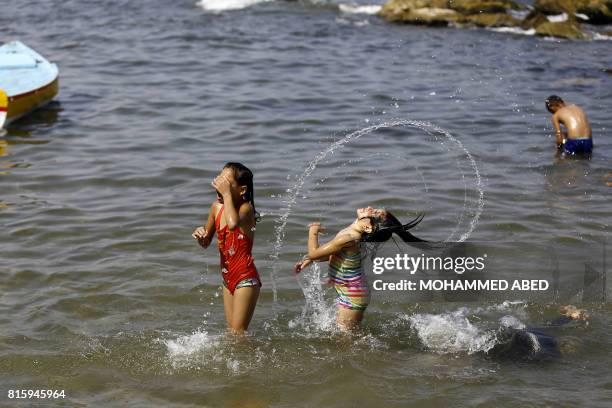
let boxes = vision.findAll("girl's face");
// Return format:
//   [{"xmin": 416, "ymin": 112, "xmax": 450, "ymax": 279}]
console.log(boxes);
[
  {"xmin": 356, "ymin": 206, "xmax": 386, "ymax": 220},
  {"xmin": 355, "ymin": 206, "xmax": 386, "ymax": 233}
]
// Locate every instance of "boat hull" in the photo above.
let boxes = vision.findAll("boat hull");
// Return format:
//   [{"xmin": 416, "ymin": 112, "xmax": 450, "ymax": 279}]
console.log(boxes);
[
  {"xmin": 6, "ymin": 76, "xmax": 59, "ymax": 124},
  {"xmin": 0, "ymin": 41, "xmax": 60, "ymax": 128}
]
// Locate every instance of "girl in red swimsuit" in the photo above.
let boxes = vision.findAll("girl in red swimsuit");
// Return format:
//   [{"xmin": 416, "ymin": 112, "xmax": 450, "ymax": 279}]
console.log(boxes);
[{"xmin": 192, "ymin": 162, "xmax": 261, "ymax": 334}]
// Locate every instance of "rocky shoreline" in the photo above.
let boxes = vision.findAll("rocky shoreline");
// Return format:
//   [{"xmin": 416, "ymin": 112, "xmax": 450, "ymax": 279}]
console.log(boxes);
[{"xmin": 378, "ymin": 0, "xmax": 612, "ymax": 40}]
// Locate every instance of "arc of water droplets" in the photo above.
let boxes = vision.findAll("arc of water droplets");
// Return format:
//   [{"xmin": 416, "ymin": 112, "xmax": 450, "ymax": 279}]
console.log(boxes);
[{"xmin": 269, "ymin": 119, "xmax": 484, "ymax": 303}]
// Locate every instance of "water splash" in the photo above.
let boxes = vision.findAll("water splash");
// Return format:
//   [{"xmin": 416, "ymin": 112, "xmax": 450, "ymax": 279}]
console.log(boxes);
[
  {"xmin": 288, "ymin": 262, "xmax": 336, "ymax": 333},
  {"xmin": 408, "ymin": 310, "xmax": 498, "ymax": 354},
  {"xmin": 163, "ymin": 329, "xmax": 251, "ymax": 373},
  {"xmin": 500, "ymin": 315, "xmax": 526, "ymax": 330},
  {"xmin": 400, "ymin": 303, "xmax": 528, "ymax": 355},
  {"xmin": 164, "ymin": 329, "xmax": 219, "ymax": 366},
  {"xmin": 270, "ymin": 119, "xmax": 484, "ymax": 306}
]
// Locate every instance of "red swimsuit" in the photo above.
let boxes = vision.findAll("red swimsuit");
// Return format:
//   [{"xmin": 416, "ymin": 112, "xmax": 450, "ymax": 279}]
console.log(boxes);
[{"xmin": 215, "ymin": 205, "xmax": 261, "ymax": 294}]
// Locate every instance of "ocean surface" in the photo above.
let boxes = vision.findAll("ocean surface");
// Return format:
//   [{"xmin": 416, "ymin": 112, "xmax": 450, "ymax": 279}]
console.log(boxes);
[{"xmin": 1, "ymin": 0, "xmax": 612, "ymax": 406}]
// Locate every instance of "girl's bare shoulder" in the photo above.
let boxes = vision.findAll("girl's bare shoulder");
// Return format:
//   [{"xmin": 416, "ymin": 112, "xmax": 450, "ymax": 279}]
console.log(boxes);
[
  {"xmin": 239, "ymin": 200, "xmax": 254, "ymax": 212},
  {"xmin": 238, "ymin": 201, "xmax": 256, "ymax": 225},
  {"xmin": 335, "ymin": 228, "xmax": 361, "ymax": 247},
  {"xmin": 211, "ymin": 201, "xmax": 222, "ymax": 218}
]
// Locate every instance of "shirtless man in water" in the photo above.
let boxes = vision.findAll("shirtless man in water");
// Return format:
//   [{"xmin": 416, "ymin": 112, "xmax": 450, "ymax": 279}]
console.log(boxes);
[
  {"xmin": 546, "ymin": 95, "xmax": 593, "ymax": 156},
  {"xmin": 495, "ymin": 305, "xmax": 588, "ymax": 359}
]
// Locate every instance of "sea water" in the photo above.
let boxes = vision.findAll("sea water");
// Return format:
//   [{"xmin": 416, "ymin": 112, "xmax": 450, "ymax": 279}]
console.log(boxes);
[{"xmin": 1, "ymin": 0, "xmax": 611, "ymax": 406}]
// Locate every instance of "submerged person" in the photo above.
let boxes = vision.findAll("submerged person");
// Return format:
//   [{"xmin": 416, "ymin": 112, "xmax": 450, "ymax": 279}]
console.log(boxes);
[
  {"xmin": 545, "ymin": 95, "xmax": 593, "ymax": 156},
  {"xmin": 294, "ymin": 207, "xmax": 429, "ymax": 331},
  {"xmin": 192, "ymin": 162, "xmax": 262, "ymax": 334},
  {"xmin": 494, "ymin": 305, "xmax": 588, "ymax": 360}
]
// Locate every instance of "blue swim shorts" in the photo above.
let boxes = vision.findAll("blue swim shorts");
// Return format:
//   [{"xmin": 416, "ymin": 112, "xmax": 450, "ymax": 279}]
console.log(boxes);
[{"xmin": 563, "ymin": 138, "xmax": 593, "ymax": 155}]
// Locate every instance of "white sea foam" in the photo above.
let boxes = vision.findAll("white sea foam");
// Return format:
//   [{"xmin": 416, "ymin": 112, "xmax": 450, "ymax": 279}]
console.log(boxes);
[
  {"xmin": 547, "ymin": 13, "xmax": 568, "ymax": 23},
  {"xmin": 489, "ymin": 27, "xmax": 536, "ymax": 36},
  {"xmin": 593, "ymin": 32, "xmax": 612, "ymax": 41},
  {"xmin": 338, "ymin": 4, "xmax": 382, "ymax": 15},
  {"xmin": 545, "ymin": 12, "xmax": 589, "ymax": 22},
  {"xmin": 575, "ymin": 13, "xmax": 589, "ymax": 21},
  {"xmin": 196, "ymin": 0, "xmax": 272, "ymax": 12}
]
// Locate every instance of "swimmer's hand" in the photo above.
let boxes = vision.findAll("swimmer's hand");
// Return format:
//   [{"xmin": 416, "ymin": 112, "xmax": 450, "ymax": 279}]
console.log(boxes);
[
  {"xmin": 192, "ymin": 226, "xmax": 212, "ymax": 249},
  {"xmin": 294, "ymin": 258, "xmax": 312, "ymax": 274},
  {"xmin": 560, "ymin": 305, "xmax": 588, "ymax": 321},
  {"xmin": 212, "ymin": 174, "xmax": 232, "ymax": 197},
  {"xmin": 308, "ymin": 222, "xmax": 324, "ymax": 234}
]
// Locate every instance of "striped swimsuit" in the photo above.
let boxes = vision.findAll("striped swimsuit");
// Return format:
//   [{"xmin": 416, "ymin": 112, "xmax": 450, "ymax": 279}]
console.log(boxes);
[{"xmin": 329, "ymin": 248, "xmax": 370, "ymax": 311}]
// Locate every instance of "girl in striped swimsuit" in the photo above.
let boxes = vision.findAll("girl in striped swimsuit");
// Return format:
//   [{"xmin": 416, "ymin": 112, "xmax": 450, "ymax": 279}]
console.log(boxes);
[{"xmin": 294, "ymin": 207, "xmax": 428, "ymax": 330}]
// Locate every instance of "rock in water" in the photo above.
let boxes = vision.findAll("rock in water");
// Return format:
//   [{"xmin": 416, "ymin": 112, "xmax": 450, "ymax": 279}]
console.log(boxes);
[
  {"xmin": 535, "ymin": 0, "xmax": 578, "ymax": 14},
  {"xmin": 521, "ymin": 9, "xmax": 550, "ymax": 29},
  {"xmin": 378, "ymin": 0, "xmax": 448, "ymax": 15},
  {"xmin": 521, "ymin": 8, "xmax": 590, "ymax": 39},
  {"xmin": 378, "ymin": 0, "xmax": 593, "ymax": 38},
  {"xmin": 464, "ymin": 12, "xmax": 521, "ymax": 27},
  {"xmin": 384, "ymin": 7, "xmax": 462, "ymax": 25},
  {"xmin": 378, "ymin": 0, "xmax": 519, "ymax": 25},
  {"xmin": 534, "ymin": 0, "xmax": 612, "ymax": 24},
  {"xmin": 535, "ymin": 21, "xmax": 590, "ymax": 39},
  {"xmin": 448, "ymin": 0, "xmax": 520, "ymax": 14},
  {"xmin": 378, "ymin": 0, "xmax": 455, "ymax": 24}
]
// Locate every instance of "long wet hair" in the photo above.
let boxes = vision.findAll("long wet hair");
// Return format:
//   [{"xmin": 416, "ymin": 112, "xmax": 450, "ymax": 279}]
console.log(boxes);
[
  {"xmin": 361, "ymin": 211, "xmax": 428, "ymax": 244},
  {"xmin": 223, "ymin": 162, "xmax": 260, "ymax": 223},
  {"xmin": 359, "ymin": 211, "xmax": 435, "ymax": 260}
]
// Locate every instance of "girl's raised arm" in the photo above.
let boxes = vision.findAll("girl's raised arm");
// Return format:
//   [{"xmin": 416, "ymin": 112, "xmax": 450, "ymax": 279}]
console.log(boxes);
[
  {"xmin": 213, "ymin": 174, "xmax": 241, "ymax": 230},
  {"xmin": 307, "ymin": 224, "xmax": 355, "ymax": 261}
]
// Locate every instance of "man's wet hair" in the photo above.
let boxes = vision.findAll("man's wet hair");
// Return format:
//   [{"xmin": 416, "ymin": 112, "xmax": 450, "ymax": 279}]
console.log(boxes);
[{"xmin": 545, "ymin": 95, "xmax": 564, "ymax": 111}]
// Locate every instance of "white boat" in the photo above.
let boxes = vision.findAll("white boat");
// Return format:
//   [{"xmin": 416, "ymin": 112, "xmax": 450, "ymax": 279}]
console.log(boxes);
[{"xmin": 0, "ymin": 41, "xmax": 59, "ymax": 129}]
